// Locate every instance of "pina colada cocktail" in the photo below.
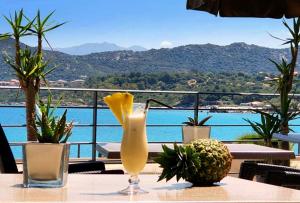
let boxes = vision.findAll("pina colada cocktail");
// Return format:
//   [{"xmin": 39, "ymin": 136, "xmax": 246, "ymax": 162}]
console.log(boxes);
[
  {"xmin": 121, "ymin": 112, "xmax": 148, "ymax": 175},
  {"xmin": 103, "ymin": 93, "xmax": 148, "ymax": 195},
  {"xmin": 104, "ymin": 93, "xmax": 172, "ymax": 195}
]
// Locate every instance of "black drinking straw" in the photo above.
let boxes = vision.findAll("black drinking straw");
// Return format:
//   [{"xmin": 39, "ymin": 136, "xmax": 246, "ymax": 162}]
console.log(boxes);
[{"xmin": 144, "ymin": 99, "xmax": 173, "ymax": 112}]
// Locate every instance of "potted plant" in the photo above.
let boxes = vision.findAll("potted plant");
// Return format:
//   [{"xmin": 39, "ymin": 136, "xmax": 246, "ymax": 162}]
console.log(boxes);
[
  {"xmin": 244, "ymin": 112, "xmax": 281, "ymax": 147},
  {"xmin": 267, "ymin": 18, "xmax": 300, "ymax": 151},
  {"xmin": 0, "ymin": 10, "xmax": 64, "ymax": 141},
  {"xmin": 23, "ymin": 95, "xmax": 73, "ymax": 188},
  {"xmin": 182, "ymin": 115, "xmax": 212, "ymax": 144}
]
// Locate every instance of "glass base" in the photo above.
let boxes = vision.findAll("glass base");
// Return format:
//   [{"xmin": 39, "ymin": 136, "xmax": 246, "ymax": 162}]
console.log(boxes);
[
  {"xmin": 22, "ymin": 143, "xmax": 69, "ymax": 188},
  {"xmin": 23, "ymin": 178, "xmax": 67, "ymax": 188},
  {"xmin": 119, "ymin": 175, "xmax": 148, "ymax": 195}
]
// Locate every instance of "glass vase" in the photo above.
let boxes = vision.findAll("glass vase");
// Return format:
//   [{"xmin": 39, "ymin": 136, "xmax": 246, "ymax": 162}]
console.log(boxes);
[{"xmin": 23, "ymin": 143, "xmax": 70, "ymax": 188}]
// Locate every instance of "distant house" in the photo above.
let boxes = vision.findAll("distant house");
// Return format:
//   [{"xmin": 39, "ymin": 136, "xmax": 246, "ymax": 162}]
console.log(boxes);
[
  {"xmin": 70, "ymin": 79, "xmax": 85, "ymax": 87},
  {"xmin": 10, "ymin": 79, "xmax": 19, "ymax": 86},
  {"xmin": 0, "ymin": 81, "xmax": 11, "ymax": 86},
  {"xmin": 245, "ymin": 82, "xmax": 255, "ymax": 86},
  {"xmin": 56, "ymin": 80, "xmax": 68, "ymax": 87},
  {"xmin": 240, "ymin": 101, "xmax": 264, "ymax": 107},
  {"xmin": 48, "ymin": 80, "xmax": 68, "ymax": 87},
  {"xmin": 264, "ymin": 76, "xmax": 273, "ymax": 81},
  {"xmin": 187, "ymin": 79, "xmax": 197, "ymax": 87},
  {"xmin": 0, "ymin": 79, "xmax": 20, "ymax": 86}
]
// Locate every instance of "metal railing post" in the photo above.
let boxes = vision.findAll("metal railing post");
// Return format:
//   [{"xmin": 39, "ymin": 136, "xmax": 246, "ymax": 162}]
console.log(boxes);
[
  {"xmin": 77, "ymin": 144, "xmax": 81, "ymax": 158},
  {"xmin": 92, "ymin": 91, "xmax": 98, "ymax": 161},
  {"xmin": 194, "ymin": 93, "xmax": 199, "ymax": 120}
]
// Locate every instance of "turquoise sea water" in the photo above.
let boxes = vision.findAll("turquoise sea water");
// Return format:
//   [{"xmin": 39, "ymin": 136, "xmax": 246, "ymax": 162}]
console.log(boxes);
[{"xmin": 1, "ymin": 107, "xmax": 299, "ymax": 158}]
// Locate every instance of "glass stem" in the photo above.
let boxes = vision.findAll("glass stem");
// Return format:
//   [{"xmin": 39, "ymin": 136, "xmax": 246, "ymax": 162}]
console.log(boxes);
[{"xmin": 129, "ymin": 175, "xmax": 140, "ymax": 188}]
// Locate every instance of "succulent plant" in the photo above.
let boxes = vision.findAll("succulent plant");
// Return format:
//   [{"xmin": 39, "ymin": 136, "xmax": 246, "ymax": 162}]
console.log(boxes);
[
  {"xmin": 182, "ymin": 116, "xmax": 212, "ymax": 126},
  {"xmin": 33, "ymin": 95, "xmax": 73, "ymax": 143},
  {"xmin": 155, "ymin": 139, "xmax": 232, "ymax": 186},
  {"xmin": 244, "ymin": 112, "xmax": 281, "ymax": 147}
]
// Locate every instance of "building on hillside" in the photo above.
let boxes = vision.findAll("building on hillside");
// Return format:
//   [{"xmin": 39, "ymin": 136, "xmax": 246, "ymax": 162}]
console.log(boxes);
[
  {"xmin": 10, "ymin": 79, "xmax": 19, "ymax": 86},
  {"xmin": 240, "ymin": 101, "xmax": 264, "ymax": 107},
  {"xmin": 187, "ymin": 79, "xmax": 197, "ymax": 87},
  {"xmin": 70, "ymin": 79, "xmax": 85, "ymax": 87},
  {"xmin": 0, "ymin": 79, "xmax": 20, "ymax": 86},
  {"xmin": 0, "ymin": 81, "xmax": 11, "ymax": 86}
]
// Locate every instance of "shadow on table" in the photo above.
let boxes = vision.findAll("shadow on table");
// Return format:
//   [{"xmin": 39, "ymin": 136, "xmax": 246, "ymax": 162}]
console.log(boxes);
[
  {"xmin": 12, "ymin": 184, "xmax": 23, "ymax": 188},
  {"xmin": 153, "ymin": 182, "xmax": 226, "ymax": 191},
  {"xmin": 81, "ymin": 192, "xmax": 120, "ymax": 196}
]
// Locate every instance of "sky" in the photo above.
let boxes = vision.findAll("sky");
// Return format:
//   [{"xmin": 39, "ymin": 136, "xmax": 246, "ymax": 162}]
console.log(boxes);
[{"xmin": 0, "ymin": 0, "xmax": 292, "ymax": 49}]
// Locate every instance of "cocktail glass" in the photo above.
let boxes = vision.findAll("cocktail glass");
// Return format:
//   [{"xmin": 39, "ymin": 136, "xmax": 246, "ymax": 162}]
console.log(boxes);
[{"xmin": 119, "ymin": 106, "xmax": 148, "ymax": 195}]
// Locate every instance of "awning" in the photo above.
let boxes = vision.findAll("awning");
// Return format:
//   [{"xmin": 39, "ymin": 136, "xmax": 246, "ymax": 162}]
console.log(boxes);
[{"xmin": 186, "ymin": 0, "xmax": 300, "ymax": 18}]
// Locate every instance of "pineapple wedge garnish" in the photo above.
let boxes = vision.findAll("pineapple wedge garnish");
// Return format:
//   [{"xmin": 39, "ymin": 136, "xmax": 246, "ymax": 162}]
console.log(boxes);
[
  {"xmin": 103, "ymin": 92, "xmax": 134, "ymax": 127},
  {"xmin": 122, "ymin": 93, "xmax": 134, "ymax": 118}
]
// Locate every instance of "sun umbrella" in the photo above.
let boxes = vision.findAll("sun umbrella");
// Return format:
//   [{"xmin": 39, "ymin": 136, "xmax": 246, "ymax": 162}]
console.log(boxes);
[{"xmin": 186, "ymin": 0, "xmax": 300, "ymax": 18}]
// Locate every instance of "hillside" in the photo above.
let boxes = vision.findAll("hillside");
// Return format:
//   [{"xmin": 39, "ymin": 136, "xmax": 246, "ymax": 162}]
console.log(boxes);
[{"xmin": 0, "ymin": 39, "xmax": 294, "ymax": 81}]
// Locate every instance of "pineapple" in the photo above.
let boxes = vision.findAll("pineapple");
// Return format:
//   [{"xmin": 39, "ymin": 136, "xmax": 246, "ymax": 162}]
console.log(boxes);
[
  {"xmin": 103, "ymin": 92, "xmax": 134, "ymax": 127},
  {"xmin": 155, "ymin": 139, "xmax": 232, "ymax": 186}
]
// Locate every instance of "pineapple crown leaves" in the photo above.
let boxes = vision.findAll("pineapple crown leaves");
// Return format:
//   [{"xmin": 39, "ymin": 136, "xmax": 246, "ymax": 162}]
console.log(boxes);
[
  {"xmin": 154, "ymin": 143, "xmax": 201, "ymax": 182},
  {"xmin": 183, "ymin": 116, "xmax": 212, "ymax": 126},
  {"xmin": 34, "ymin": 95, "xmax": 73, "ymax": 143}
]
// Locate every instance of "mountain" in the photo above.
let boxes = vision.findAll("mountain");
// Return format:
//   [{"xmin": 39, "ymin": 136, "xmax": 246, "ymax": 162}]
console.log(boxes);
[
  {"xmin": 51, "ymin": 42, "xmax": 147, "ymax": 55},
  {"xmin": 0, "ymin": 40, "xmax": 295, "ymax": 81},
  {"xmin": 127, "ymin": 45, "xmax": 147, "ymax": 52}
]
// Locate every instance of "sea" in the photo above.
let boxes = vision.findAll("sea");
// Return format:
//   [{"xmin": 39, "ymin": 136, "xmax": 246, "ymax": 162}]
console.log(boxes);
[{"xmin": 1, "ymin": 107, "xmax": 299, "ymax": 158}]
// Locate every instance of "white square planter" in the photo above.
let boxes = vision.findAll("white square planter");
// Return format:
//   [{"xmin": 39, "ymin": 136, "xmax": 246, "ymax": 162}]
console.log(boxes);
[
  {"xmin": 182, "ymin": 126, "xmax": 211, "ymax": 144},
  {"xmin": 23, "ymin": 143, "xmax": 70, "ymax": 188}
]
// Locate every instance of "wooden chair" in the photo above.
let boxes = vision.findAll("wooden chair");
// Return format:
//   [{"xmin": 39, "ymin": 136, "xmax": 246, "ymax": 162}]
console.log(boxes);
[
  {"xmin": 0, "ymin": 124, "xmax": 123, "ymax": 174},
  {"xmin": 239, "ymin": 161, "xmax": 300, "ymax": 189}
]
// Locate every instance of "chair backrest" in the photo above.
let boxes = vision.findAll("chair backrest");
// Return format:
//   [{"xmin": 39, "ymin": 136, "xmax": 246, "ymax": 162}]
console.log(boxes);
[
  {"xmin": 239, "ymin": 161, "xmax": 300, "ymax": 181},
  {"xmin": 0, "ymin": 124, "xmax": 18, "ymax": 173}
]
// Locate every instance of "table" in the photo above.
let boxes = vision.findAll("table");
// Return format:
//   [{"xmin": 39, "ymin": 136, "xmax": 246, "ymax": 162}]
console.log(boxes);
[
  {"xmin": 1, "ymin": 174, "xmax": 300, "ymax": 202},
  {"xmin": 97, "ymin": 143, "xmax": 295, "ymax": 160}
]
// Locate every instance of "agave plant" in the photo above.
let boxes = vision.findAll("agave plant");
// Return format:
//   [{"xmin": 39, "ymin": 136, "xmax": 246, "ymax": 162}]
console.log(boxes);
[
  {"xmin": 34, "ymin": 95, "xmax": 73, "ymax": 143},
  {"xmin": 244, "ymin": 112, "xmax": 281, "ymax": 147},
  {"xmin": 183, "ymin": 115, "xmax": 212, "ymax": 126}
]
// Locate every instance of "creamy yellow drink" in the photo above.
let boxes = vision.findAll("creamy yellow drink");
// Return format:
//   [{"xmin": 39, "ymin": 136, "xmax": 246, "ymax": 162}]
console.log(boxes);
[
  {"xmin": 104, "ymin": 93, "xmax": 150, "ymax": 194},
  {"xmin": 121, "ymin": 112, "xmax": 148, "ymax": 175}
]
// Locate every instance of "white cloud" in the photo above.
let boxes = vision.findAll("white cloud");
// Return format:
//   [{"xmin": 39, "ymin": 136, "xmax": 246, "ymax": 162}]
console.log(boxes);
[{"xmin": 160, "ymin": 40, "xmax": 173, "ymax": 49}]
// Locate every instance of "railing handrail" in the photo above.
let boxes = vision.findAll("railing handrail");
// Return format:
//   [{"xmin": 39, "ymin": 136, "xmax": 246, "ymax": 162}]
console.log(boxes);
[
  {"xmin": 2, "ymin": 86, "xmax": 300, "ymax": 159},
  {"xmin": 3, "ymin": 85, "xmax": 300, "ymax": 97}
]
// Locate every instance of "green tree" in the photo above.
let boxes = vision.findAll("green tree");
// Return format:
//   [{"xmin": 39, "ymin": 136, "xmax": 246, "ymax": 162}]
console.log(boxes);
[
  {"xmin": 0, "ymin": 10, "xmax": 64, "ymax": 141},
  {"xmin": 270, "ymin": 18, "xmax": 300, "ymax": 150}
]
